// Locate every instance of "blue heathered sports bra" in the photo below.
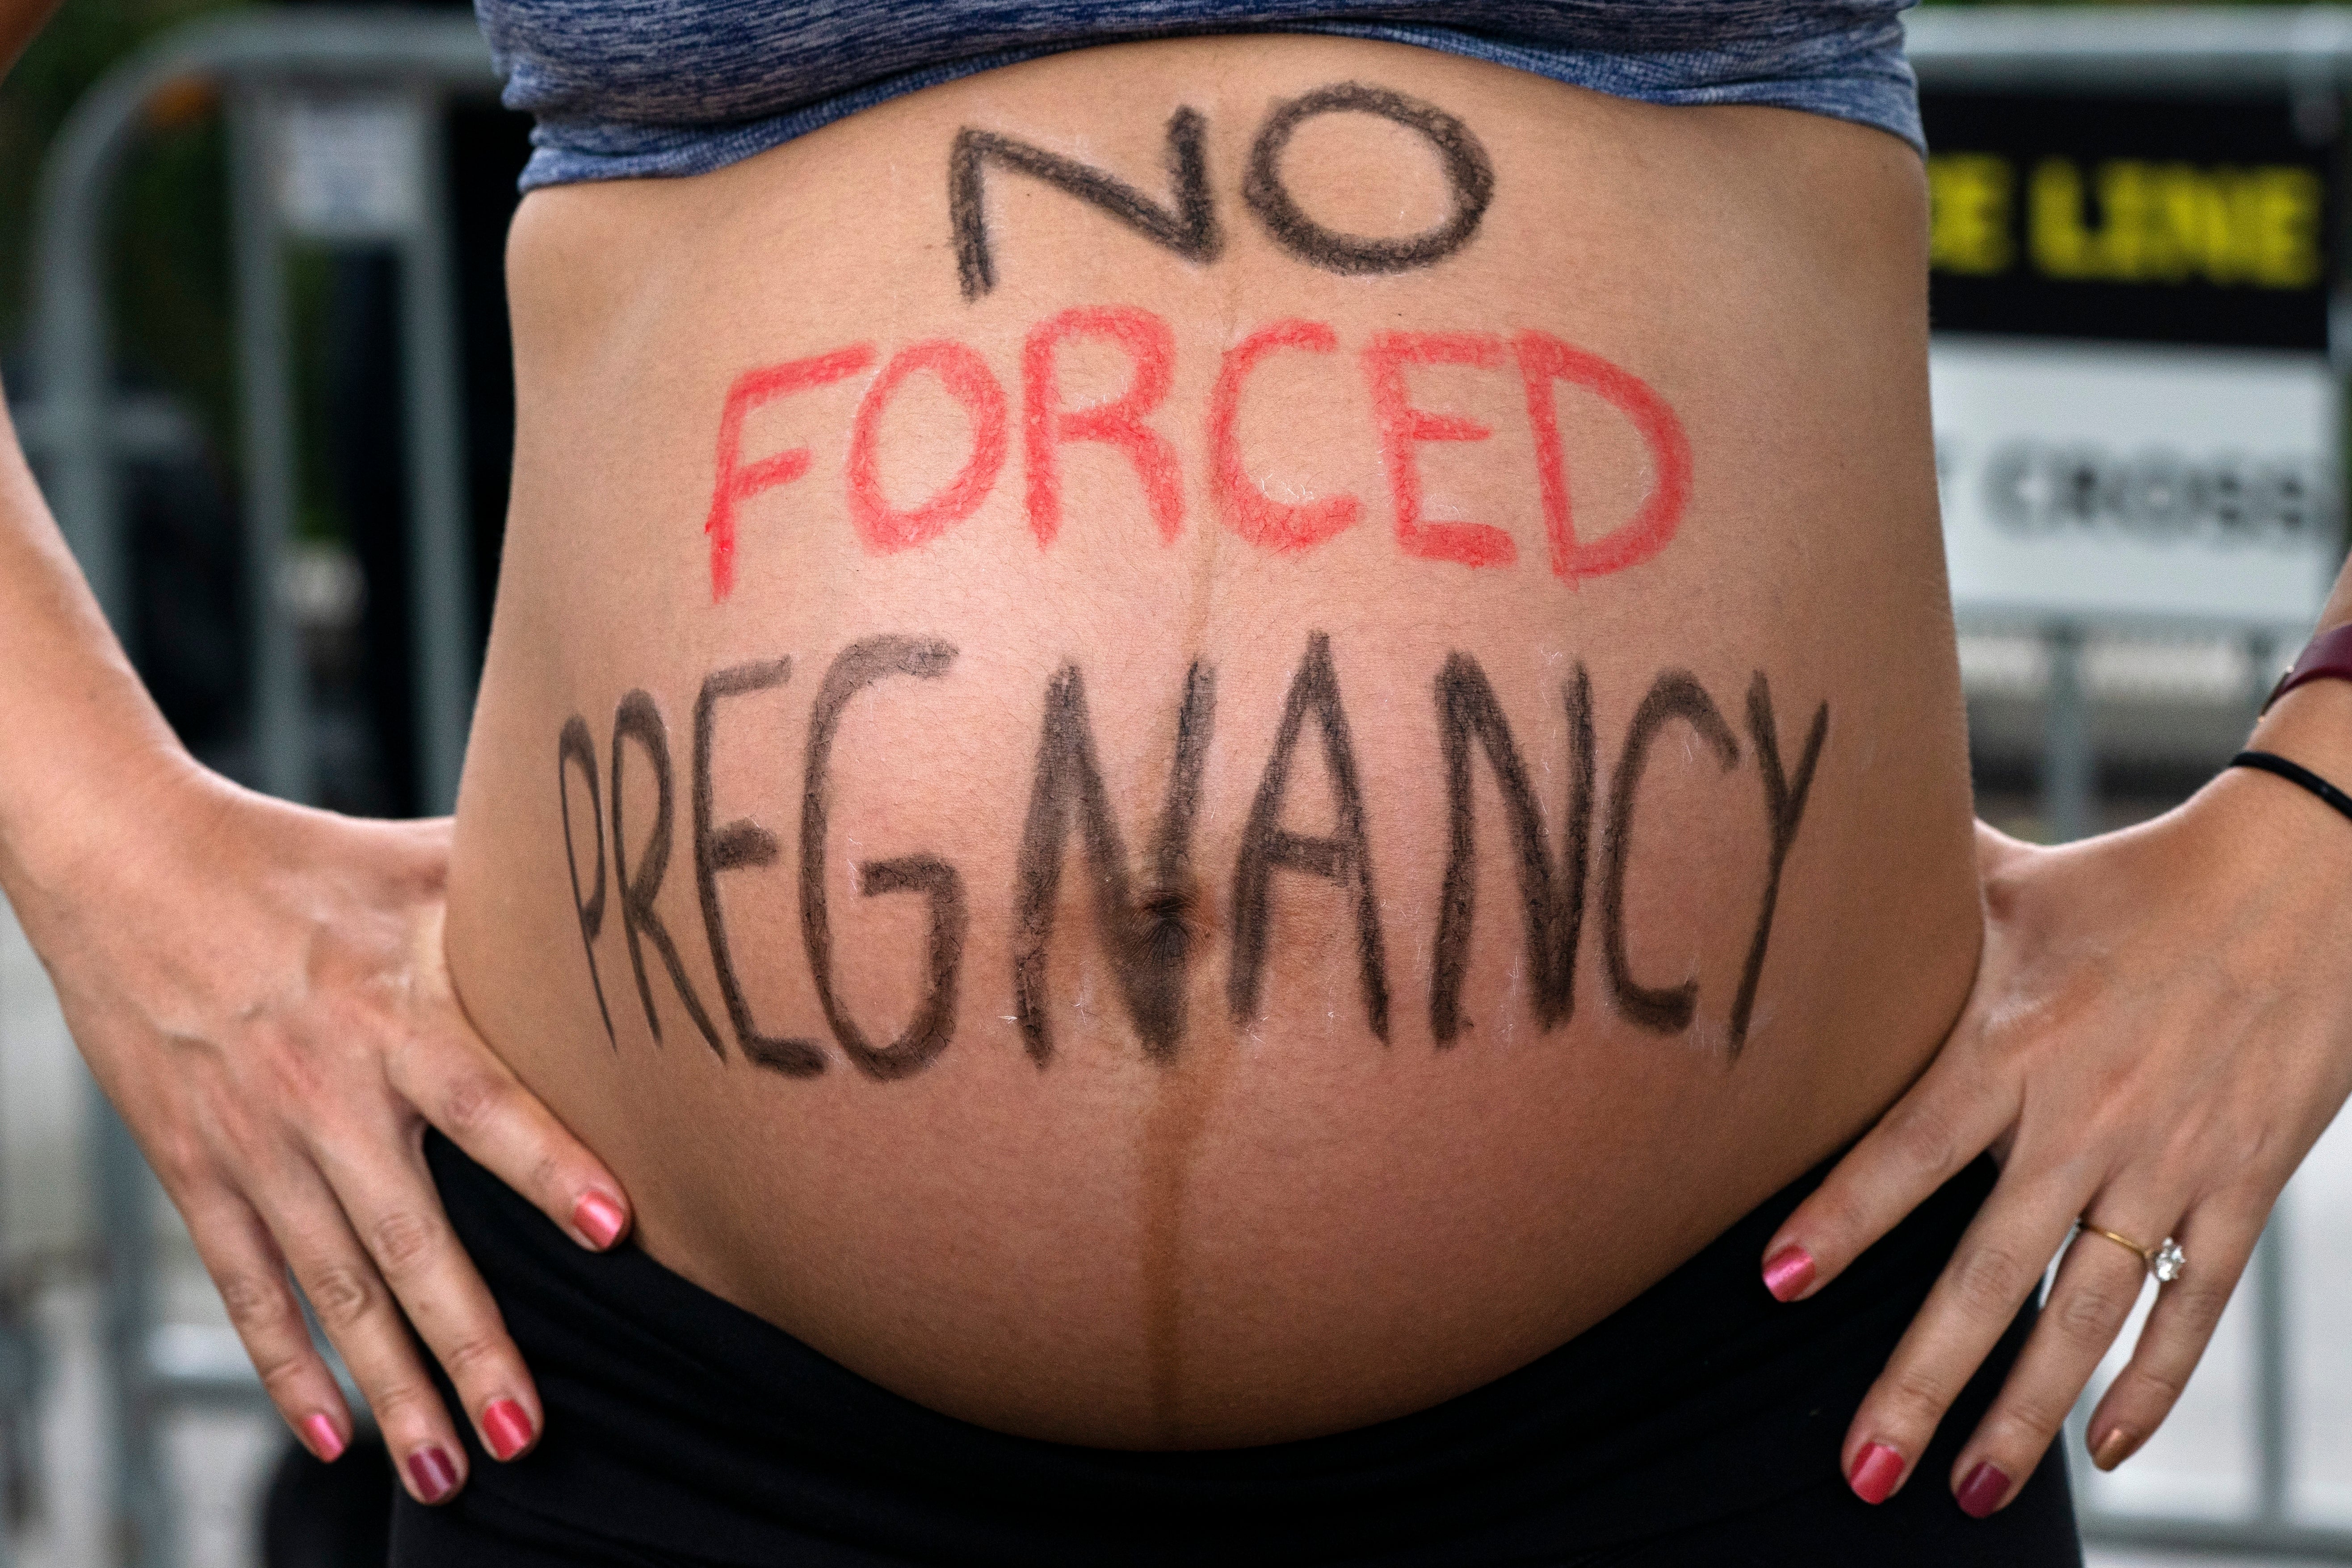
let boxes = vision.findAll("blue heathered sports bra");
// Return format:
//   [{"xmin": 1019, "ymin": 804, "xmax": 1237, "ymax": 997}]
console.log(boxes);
[{"xmin": 475, "ymin": 1, "xmax": 1923, "ymax": 193}]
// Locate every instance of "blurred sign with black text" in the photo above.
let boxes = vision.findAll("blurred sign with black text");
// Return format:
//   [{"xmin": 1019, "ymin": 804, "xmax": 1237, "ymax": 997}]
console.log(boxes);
[{"xmin": 1925, "ymin": 89, "xmax": 2339, "ymax": 629}]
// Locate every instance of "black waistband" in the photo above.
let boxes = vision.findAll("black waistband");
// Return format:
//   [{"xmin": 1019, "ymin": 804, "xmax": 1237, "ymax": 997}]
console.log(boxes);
[{"xmin": 395, "ymin": 1131, "xmax": 2060, "ymax": 1566}]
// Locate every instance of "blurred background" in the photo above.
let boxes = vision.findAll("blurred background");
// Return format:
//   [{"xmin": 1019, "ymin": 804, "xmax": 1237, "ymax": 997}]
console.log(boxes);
[{"xmin": 5, "ymin": 0, "xmax": 2352, "ymax": 1563}]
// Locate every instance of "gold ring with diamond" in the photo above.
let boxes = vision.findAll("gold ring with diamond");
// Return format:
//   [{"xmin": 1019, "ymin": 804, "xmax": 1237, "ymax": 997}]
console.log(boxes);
[{"xmin": 2078, "ymin": 1222, "xmax": 2187, "ymax": 1283}]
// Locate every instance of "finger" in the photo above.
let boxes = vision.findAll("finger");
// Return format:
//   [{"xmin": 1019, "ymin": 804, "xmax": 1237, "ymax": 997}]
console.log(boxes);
[
  {"xmin": 257, "ymin": 1168, "xmax": 471, "ymax": 1505},
  {"xmin": 1946, "ymin": 1198, "xmax": 2183, "ymax": 1517},
  {"xmin": 1761, "ymin": 1054, "xmax": 2012, "ymax": 1303},
  {"xmin": 2085, "ymin": 1197, "xmax": 2264, "ymax": 1472},
  {"xmin": 1840, "ymin": 1174, "xmax": 2083, "ymax": 1505},
  {"xmin": 309, "ymin": 1123, "xmax": 544, "ymax": 1469},
  {"xmin": 386, "ymin": 1008, "xmax": 630, "ymax": 1253},
  {"xmin": 179, "ymin": 1186, "xmax": 353, "ymax": 1463}
]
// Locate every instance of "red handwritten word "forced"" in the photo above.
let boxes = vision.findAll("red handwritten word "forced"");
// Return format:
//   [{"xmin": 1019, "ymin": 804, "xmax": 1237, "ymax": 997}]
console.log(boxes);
[{"xmin": 701, "ymin": 307, "xmax": 1690, "ymax": 602}]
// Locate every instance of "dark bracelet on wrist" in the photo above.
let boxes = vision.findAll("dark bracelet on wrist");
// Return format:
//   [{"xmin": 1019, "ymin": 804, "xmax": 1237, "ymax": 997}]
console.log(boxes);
[
  {"xmin": 2229, "ymin": 750, "xmax": 2352, "ymax": 828},
  {"xmin": 2262, "ymin": 622, "xmax": 2352, "ymax": 715}
]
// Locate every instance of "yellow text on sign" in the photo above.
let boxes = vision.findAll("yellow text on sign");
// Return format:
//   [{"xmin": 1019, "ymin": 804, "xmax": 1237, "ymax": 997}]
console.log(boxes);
[
  {"xmin": 1927, "ymin": 153, "xmax": 2322, "ymax": 288},
  {"xmin": 1928, "ymin": 154, "xmax": 2015, "ymax": 274}
]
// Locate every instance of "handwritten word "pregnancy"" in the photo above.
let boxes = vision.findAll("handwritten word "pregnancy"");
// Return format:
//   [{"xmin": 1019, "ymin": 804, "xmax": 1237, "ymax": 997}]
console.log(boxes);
[
  {"xmin": 556, "ymin": 635, "xmax": 1825, "ymax": 1083},
  {"xmin": 702, "ymin": 313, "xmax": 1691, "ymax": 599}
]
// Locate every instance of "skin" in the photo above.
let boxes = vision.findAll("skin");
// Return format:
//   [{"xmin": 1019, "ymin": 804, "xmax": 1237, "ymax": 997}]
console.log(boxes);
[
  {"xmin": 1773, "ymin": 652, "xmax": 2352, "ymax": 1513},
  {"xmin": 458, "ymin": 39, "xmax": 1977, "ymax": 1452},
  {"xmin": 2, "ymin": 3, "xmax": 2349, "ymax": 1520},
  {"xmin": 0, "ymin": 1, "xmax": 633, "ymax": 1503},
  {"xmin": 0, "ymin": 420, "xmax": 625, "ymax": 1497}
]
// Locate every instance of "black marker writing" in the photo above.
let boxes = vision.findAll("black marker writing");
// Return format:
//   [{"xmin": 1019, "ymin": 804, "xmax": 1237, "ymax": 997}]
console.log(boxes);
[
  {"xmin": 1229, "ymin": 632, "xmax": 1390, "ymax": 1040},
  {"xmin": 694, "ymin": 660, "xmax": 828, "ymax": 1078},
  {"xmin": 1601, "ymin": 671, "xmax": 1739, "ymax": 1036},
  {"xmin": 952, "ymin": 106, "xmax": 1219, "ymax": 300},
  {"xmin": 1730, "ymin": 673, "xmax": 1828, "ymax": 1057},
  {"xmin": 1243, "ymin": 82, "xmax": 1494, "ymax": 276},
  {"xmin": 1430, "ymin": 655, "xmax": 1594, "ymax": 1046},
  {"xmin": 801, "ymin": 636, "xmax": 969, "ymax": 1080},
  {"xmin": 558, "ymin": 716, "xmax": 615, "ymax": 1050},
  {"xmin": 610, "ymin": 692, "xmax": 727, "ymax": 1057},
  {"xmin": 1013, "ymin": 662, "xmax": 1215, "ymax": 1067}
]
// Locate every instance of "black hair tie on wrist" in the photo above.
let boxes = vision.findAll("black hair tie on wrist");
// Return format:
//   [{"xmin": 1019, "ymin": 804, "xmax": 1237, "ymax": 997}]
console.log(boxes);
[{"xmin": 2230, "ymin": 750, "xmax": 2352, "ymax": 828}]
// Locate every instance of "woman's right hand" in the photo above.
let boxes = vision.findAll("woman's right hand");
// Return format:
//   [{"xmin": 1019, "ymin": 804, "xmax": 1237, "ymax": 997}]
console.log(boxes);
[{"xmin": 5, "ymin": 752, "xmax": 630, "ymax": 1505}]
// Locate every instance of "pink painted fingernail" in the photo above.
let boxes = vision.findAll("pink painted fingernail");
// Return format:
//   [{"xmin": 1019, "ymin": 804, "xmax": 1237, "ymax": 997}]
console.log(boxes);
[
  {"xmin": 1762, "ymin": 1244, "xmax": 1815, "ymax": 1303},
  {"xmin": 1957, "ymin": 1461, "xmax": 2010, "ymax": 1518},
  {"xmin": 482, "ymin": 1397, "xmax": 535, "ymax": 1462},
  {"xmin": 573, "ymin": 1191, "xmax": 626, "ymax": 1250},
  {"xmin": 1849, "ymin": 1442, "xmax": 1906, "ymax": 1505},
  {"xmin": 406, "ymin": 1445, "xmax": 460, "ymax": 1504},
  {"xmin": 299, "ymin": 1413, "xmax": 344, "ymax": 1463}
]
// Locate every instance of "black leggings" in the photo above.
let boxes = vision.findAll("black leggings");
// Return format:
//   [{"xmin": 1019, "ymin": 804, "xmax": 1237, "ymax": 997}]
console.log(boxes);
[{"xmin": 393, "ymin": 1134, "xmax": 2080, "ymax": 1566}]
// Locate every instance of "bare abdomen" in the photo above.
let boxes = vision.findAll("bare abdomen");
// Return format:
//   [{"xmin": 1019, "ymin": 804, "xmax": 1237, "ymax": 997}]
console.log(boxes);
[{"xmin": 446, "ymin": 35, "xmax": 1981, "ymax": 1446}]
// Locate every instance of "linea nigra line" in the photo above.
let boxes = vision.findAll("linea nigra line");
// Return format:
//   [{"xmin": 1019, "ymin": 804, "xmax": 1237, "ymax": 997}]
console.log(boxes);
[{"xmin": 1013, "ymin": 661, "xmax": 1215, "ymax": 1066}]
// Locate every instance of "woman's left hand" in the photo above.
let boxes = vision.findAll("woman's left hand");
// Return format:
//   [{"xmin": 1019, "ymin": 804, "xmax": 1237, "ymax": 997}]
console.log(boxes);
[{"xmin": 1761, "ymin": 684, "xmax": 2352, "ymax": 1518}]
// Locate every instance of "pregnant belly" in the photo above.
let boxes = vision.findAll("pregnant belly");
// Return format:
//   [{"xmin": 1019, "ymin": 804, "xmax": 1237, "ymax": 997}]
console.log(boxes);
[{"xmin": 445, "ymin": 35, "xmax": 1982, "ymax": 1449}]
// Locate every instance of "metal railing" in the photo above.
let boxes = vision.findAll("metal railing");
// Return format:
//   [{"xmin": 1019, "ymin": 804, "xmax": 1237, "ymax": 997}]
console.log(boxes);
[
  {"xmin": 1913, "ymin": 8, "xmax": 2352, "ymax": 1558},
  {"xmin": 9, "ymin": 4, "xmax": 2352, "ymax": 1565},
  {"xmin": 25, "ymin": 12, "xmax": 497, "ymax": 1565}
]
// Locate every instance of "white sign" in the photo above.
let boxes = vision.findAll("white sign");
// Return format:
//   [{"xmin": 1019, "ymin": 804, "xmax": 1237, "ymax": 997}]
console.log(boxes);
[
  {"xmin": 1932, "ymin": 336, "xmax": 2337, "ymax": 631},
  {"xmin": 274, "ymin": 94, "xmax": 426, "ymax": 241}
]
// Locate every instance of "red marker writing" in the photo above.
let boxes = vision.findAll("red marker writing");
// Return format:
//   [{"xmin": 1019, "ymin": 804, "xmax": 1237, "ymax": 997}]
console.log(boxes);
[
  {"xmin": 848, "ymin": 339, "xmax": 1010, "ymax": 554},
  {"xmin": 1361, "ymin": 330, "xmax": 1515, "ymax": 569},
  {"xmin": 1211, "ymin": 319, "xmax": 1360, "ymax": 552},
  {"xmin": 1023, "ymin": 306, "xmax": 1184, "ymax": 548},
  {"xmin": 704, "ymin": 344, "xmax": 877, "ymax": 601},
  {"xmin": 1515, "ymin": 330, "xmax": 1690, "ymax": 585}
]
